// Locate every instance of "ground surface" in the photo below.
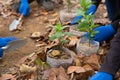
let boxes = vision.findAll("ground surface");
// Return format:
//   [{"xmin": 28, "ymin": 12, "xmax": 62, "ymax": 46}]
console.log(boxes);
[
  {"xmin": 0, "ymin": 0, "xmax": 115, "ymax": 80},
  {"xmin": 0, "ymin": 1, "xmax": 57, "ymax": 74}
]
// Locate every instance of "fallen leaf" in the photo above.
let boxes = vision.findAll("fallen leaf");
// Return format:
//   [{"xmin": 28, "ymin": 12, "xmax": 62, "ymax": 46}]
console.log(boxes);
[
  {"xmin": 103, "ymin": 12, "xmax": 108, "ymax": 18},
  {"xmin": 68, "ymin": 36, "xmax": 78, "ymax": 46},
  {"xmin": 49, "ymin": 17, "xmax": 59, "ymax": 24},
  {"xmin": 48, "ymin": 68, "xmax": 58, "ymax": 80},
  {"xmin": 40, "ymin": 9, "xmax": 48, "ymax": 15},
  {"xmin": 0, "ymin": 74, "xmax": 14, "ymax": 80},
  {"xmin": 42, "ymin": 69, "xmax": 51, "ymax": 79},
  {"xmin": 67, "ymin": 66, "xmax": 86, "ymax": 74},
  {"xmin": 31, "ymin": 32, "xmax": 41, "ymax": 39},
  {"xmin": 83, "ymin": 64, "xmax": 93, "ymax": 71},
  {"xmin": 57, "ymin": 67, "xmax": 69, "ymax": 80},
  {"xmin": 84, "ymin": 54, "xmax": 100, "ymax": 70},
  {"xmin": 52, "ymin": 12, "xmax": 58, "ymax": 17},
  {"xmin": 15, "ymin": 56, "xmax": 28, "ymax": 67},
  {"xmin": 74, "ymin": 58, "xmax": 81, "ymax": 66},
  {"xmin": 35, "ymin": 42, "xmax": 47, "ymax": 47},
  {"xmin": 20, "ymin": 64, "xmax": 37, "ymax": 73},
  {"xmin": 94, "ymin": 18, "xmax": 110, "ymax": 25}
]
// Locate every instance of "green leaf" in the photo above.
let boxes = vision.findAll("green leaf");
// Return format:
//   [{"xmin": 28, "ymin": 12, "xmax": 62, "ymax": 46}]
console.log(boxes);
[
  {"xmin": 36, "ymin": 58, "xmax": 43, "ymax": 67},
  {"xmin": 49, "ymin": 35, "xmax": 57, "ymax": 41},
  {"xmin": 55, "ymin": 21, "xmax": 62, "ymax": 31}
]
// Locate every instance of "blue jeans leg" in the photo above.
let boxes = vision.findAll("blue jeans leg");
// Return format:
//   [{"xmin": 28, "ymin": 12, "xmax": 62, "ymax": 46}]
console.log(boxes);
[{"xmin": 105, "ymin": 0, "xmax": 116, "ymax": 21}]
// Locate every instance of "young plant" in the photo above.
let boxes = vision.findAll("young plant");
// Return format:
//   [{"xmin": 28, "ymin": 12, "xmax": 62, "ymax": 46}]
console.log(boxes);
[
  {"xmin": 66, "ymin": 0, "xmax": 72, "ymax": 12},
  {"xmin": 77, "ymin": 0, "xmax": 98, "ymax": 42},
  {"xmin": 49, "ymin": 21, "xmax": 72, "ymax": 46}
]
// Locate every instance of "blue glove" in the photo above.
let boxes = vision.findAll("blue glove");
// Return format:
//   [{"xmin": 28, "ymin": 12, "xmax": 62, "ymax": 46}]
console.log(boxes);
[
  {"xmin": 84, "ymin": 24, "xmax": 116, "ymax": 42},
  {"xmin": 0, "ymin": 48, "xmax": 3, "ymax": 59},
  {"xmin": 89, "ymin": 72, "xmax": 113, "ymax": 80},
  {"xmin": 0, "ymin": 36, "xmax": 18, "ymax": 47},
  {"xmin": 19, "ymin": 0, "xmax": 30, "ymax": 16},
  {"xmin": 71, "ymin": 4, "xmax": 97, "ymax": 25}
]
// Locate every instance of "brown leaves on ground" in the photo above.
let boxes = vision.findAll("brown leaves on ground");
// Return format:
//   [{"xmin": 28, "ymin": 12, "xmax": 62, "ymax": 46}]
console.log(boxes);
[
  {"xmin": 0, "ymin": 0, "xmax": 113, "ymax": 80},
  {"xmin": 84, "ymin": 54, "xmax": 100, "ymax": 70},
  {"xmin": 67, "ymin": 66, "xmax": 86, "ymax": 74},
  {"xmin": 0, "ymin": 74, "xmax": 15, "ymax": 80},
  {"xmin": 94, "ymin": 18, "xmax": 110, "ymax": 25},
  {"xmin": 48, "ymin": 67, "xmax": 69, "ymax": 80}
]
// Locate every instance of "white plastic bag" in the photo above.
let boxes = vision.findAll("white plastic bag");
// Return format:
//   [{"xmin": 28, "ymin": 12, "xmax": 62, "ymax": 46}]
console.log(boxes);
[
  {"xmin": 76, "ymin": 37, "xmax": 99, "ymax": 56},
  {"xmin": 47, "ymin": 46, "xmax": 74, "ymax": 68}
]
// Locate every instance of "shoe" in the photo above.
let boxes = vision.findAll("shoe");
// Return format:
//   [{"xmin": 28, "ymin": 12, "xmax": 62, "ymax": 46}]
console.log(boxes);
[
  {"xmin": 37, "ymin": 0, "xmax": 54, "ymax": 11},
  {"xmin": 11, "ymin": 2, "xmax": 20, "ymax": 12}
]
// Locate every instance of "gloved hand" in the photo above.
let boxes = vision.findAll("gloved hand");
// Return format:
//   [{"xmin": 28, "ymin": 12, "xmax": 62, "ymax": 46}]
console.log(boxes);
[
  {"xmin": 89, "ymin": 72, "xmax": 113, "ymax": 80},
  {"xmin": 84, "ymin": 24, "xmax": 116, "ymax": 42},
  {"xmin": 0, "ymin": 36, "xmax": 18, "ymax": 47},
  {"xmin": 0, "ymin": 36, "xmax": 18, "ymax": 59},
  {"xmin": 93, "ymin": 24, "xmax": 116, "ymax": 42},
  {"xmin": 19, "ymin": 0, "xmax": 30, "ymax": 16},
  {"xmin": 71, "ymin": 4, "xmax": 97, "ymax": 25}
]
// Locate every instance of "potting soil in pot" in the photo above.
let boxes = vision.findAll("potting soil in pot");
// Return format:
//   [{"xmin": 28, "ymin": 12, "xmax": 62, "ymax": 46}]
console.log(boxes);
[{"xmin": 47, "ymin": 47, "xmax": 74, "ymax": 68}]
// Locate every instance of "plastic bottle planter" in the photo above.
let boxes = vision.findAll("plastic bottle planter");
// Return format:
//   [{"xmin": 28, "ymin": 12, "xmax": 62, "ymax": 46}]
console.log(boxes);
[
  {"xmin": 59, "ymin": 9, "xmax": 77, "ymax": 23},
  {"xmin": 69, "ymin": 25, "xmax": 86, "ymax": 37},
  {"xmin": 76, "ymin": 37, "xmax": 99, "ymax": 56},
  {"xmin": 46, "ymin": 46, "xmax": 74, "ymax": 68}
]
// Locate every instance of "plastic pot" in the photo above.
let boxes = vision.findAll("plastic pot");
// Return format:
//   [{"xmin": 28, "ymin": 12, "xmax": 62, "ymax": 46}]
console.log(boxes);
[
  {"xmin": 76, "ymin": 37, "xmax": 99, "ymax": 56},
  {"xmin": 69, "ymin": 25, "xmax": 86, "ymax": 37},
  {"xmin": 59, "ymin": 9, "xmax": 77, "ymax": 23},
  {"xmin": 46, "ymin": 46, "xmax": 74, "ymax": 68}
]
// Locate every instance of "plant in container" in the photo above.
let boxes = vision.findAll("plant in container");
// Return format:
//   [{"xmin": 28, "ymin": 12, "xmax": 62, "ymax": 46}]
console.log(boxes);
[
  {"xmin": 76, "ymin": 0, "xmax": 99, "ymax": 56},
  {"xmin": 59, "ymin": 0, "xmax": 77, "ymax": 23},
  {"xmin": 46, "ymin": 21, "xmax": 75, "ymax": 68}
]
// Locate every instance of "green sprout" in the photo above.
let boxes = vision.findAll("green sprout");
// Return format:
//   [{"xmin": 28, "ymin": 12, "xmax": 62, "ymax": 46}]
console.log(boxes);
[
  {"xmin": 77, "ymin": 0, "xmax": 98, "ymax": 42},
  {"xmin": 49, "ymin": 21, "xmax": 72, "ymax": 46}
]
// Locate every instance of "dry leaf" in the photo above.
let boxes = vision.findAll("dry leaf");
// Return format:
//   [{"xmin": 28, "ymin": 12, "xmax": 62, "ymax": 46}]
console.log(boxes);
[
  {"xmin": 36, "ymin": 42, "xmax": 47, "ymax": 47},
  {"xmin": 85, "ymin": 54, "xmax": 100, "ymax": 70},
  {"xmin": 83, "ymin": 64, "xmax": 93, "ymax": 71},
  {"xmin": 74, "ymin": 58, "xmax": 81, "ymax": 66},
  {"xmin": 68, "ymin": 36, "xmax": 78, "ymax": 46},
  {"xmin": 15, "ymin": 56, "xmax": 28, "ymax": 67},
  {"xmin": 57, "ymin": 67, "xmax": 69, "ymax": 80},
  {"xmin": 98, "ymin": 48, "xmax": 104, "ymax": 55},
  {"xmin": 0, "ymin": 74, "xmax": 14, "ymax": 80},
  {"xmin": 20, "ymin": 64, "xmax": 37, "ymax": 73},
  {"xmin": 42, "ymin": 69, "xmax": 51, "ymax": 79},
  {"xmin": 67, "ymin": 66, "xmax": 86, "ymax": 74},
  {"xmin": 49, "ymin": 17, "xmax": 59, "ymax": 24},
  {"xmin": 103, "ymin": 12, "xmax": 108, "ymax": 18},
  {"xmin": 31, "ymin": 32, "xmax": 41, "ymax": 38},
  {"xmin": 94, "ymin": 18, "xmax": 110, "ymax": 25},
  {"xmin": 52, "ymin": 12, "xmax": 58, "ymax": 17},
  {"xmin": 48, "ymin": 68, "xmax": 58, "ymax": 80},
  {"xmin": 40, "ymin": 9, "xmax": 48, "ymax": 15}
]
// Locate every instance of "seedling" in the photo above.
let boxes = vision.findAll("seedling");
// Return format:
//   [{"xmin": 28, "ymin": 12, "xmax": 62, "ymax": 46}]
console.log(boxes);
[
  {"xmin": 77, "ymin": 0, "xmax": 98, "ymax": 43},
  {"xmin": 36, "ymin": 58, "xmax": 50, "ymax": 71},
  {"xmin": 49, "ymin": 21, "xmax": 72, "ymax": 46}
]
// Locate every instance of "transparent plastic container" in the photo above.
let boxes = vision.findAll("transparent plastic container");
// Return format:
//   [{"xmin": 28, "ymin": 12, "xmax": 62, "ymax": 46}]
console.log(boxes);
[
  {"xmin": 46, "ymin": 46, "xmax": 74, "ymax": 68},
  {"xmin": 76, "ymin": 37, "xmax": 99, "ymax": 56},
  {"xmin": 59, "ymin": 9, "xmax": 77, "ymax": 23},
  {"xmin": 69, "ymin": 25, "xmax": 86, "ymax": 37}
]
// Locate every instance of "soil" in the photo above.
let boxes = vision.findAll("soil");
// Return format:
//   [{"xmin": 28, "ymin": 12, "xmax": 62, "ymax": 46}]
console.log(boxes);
[
  {"xmin": 48, "ymin": 49, "xmax": 70, "ymax": 59},
  {"xmin": 0, "ymin": 1, "xmax": 62, "ymax": 74},
  {"xmin": 0, "ymin": 0, "xmax": 107, "ymax": 75}
]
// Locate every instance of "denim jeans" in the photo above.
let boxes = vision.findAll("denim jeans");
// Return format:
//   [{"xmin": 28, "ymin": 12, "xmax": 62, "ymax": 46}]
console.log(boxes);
[{"xmin": 105, "ymin": 0, "xmax": 117, "ymax": 21}]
